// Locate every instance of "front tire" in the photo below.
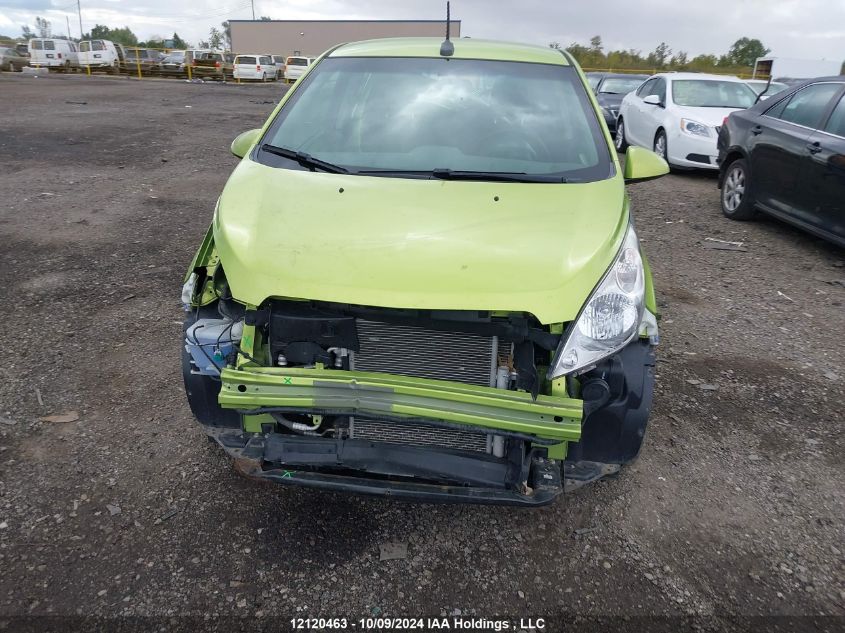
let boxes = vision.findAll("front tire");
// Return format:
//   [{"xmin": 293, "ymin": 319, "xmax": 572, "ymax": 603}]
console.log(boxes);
[
  {"xmin": 615, "ymin": 118, "xmax": 629, "ymax": 152},
  {"xmin": 720, "ymin": 158, "xmax": 756, "ymax": 220},
  {"xmin": 653, "ymin": 129, "xmax": 668, "ymax": 162}
]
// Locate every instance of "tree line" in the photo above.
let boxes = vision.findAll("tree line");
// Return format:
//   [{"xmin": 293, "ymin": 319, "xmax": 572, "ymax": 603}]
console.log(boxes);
[{"xmin": 551, "ymin": 35, "xmax": 771, "ymax": 74}]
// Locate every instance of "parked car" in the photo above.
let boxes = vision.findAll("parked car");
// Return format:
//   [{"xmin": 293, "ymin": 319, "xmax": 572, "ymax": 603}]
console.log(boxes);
[
  {"xmin": 158, "ymin": 50, "xmax": 187, "ymax": 77},
  {"xmin": 717, "ymin": 76, "xmax": 845, "ymax": 247},
  {"xmin": 745, "ymin": 79, "xmax": 789, "ymax": 100},
  {"xmin": 283, "ymin": 55, "xmax": 313, "ymax": 82},
  {"xmin": 616, "ymin": 72, "xmax": 757, "ymax": 169},
  {"xmin": 180, "ymin": 37, "xmax": 668, "ymax": 506},
  {"xmin": 28, "ymin": 38, "xmax": 79, "ymax": 71},
  {"xmin": 585, "ymin": 71, "xmax": 606, "ymax": 91},
  {"xmin": 191, "ymin": 51, "xmax": 235, "ymax": 81},
  {"xmin": 233, "ymin": 54, "xmax": 274, "ymax": 81},
  {"xmin": 0, "ymin": 47, "xmax": 28, "ymax": 72},
  {"xmin": 270, "ymin": 54, "xmax": 286, "ymax": 79},
  {"xmin": 14, "ymin": 43, "xmax": 29, "ymax": 58},
  {"xmin": 593, "ymin": 73, "xmax": 650, "ymax": 133},
  {"xmin": 78, "ymin": 39, "xmax": 124, "ymax": 74},
  {"xmin": 122, "ymin": 48, "xmax": 164, "ymax": 75}
]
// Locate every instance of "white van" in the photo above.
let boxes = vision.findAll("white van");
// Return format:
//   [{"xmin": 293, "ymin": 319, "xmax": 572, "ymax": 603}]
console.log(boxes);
[
  {"xmin": 78, "ymin": 39, "xmax": 124, "ymax": 73},
  {"xmin": 28, "ymin": 38, "xmax": 79, "ymax": 71},
  {"xmin": 283, "ymin": 56, "xmax": 314, "ymax": 83},
  {"xmin": 233, "ymin": 54, "xmax": 274, "ymax": 81},
  {"xmin": 270, "ymin": 55, "xmax": 286, "ymax": 80}
]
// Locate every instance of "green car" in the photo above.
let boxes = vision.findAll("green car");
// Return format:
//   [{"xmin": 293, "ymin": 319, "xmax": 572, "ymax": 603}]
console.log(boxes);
[{"xmin": 181, "ymin": 37, "xmax": 668, "ymax": 506}]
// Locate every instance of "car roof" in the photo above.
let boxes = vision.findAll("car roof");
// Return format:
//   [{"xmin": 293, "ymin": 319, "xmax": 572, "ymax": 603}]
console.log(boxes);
[
  {"xmin": 599, "ymin": 73, "xmax": 650, "ymax": 79},
  {"xmin": 330, "ymin": 37, "xmax": 570, "ymax": 65},
  {"xmin": 654, "ymin": 72, "xmax": 744, "ymax": 82}
]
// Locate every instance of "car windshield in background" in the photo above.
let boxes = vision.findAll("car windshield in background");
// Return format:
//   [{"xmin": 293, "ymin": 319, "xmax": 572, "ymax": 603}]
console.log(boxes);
[
  {"xmin": 599, "ymin": 77, "xmax": 646, "ymax": 94},
  {"xmin": 260, "ymin": 57, "xmax": 610, "ymax": 182},
  {"xmin": 748, "ymin": 81, "xmax": 788, "ymax": 96},
  {"xmin": 672, "ymin": 79, "xmax": 757, "ymax": 108}
]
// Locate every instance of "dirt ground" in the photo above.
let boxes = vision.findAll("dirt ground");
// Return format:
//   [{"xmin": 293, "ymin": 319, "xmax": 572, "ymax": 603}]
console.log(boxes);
[{"xmin": 0, "ymin": 74, "xmax": 843, "ymax": 632}]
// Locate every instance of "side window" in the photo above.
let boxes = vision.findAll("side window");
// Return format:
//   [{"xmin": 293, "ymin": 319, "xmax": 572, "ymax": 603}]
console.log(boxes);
[
  {"xmin": 32, "ymin": 40, "xmax": 43, "ymax": 50},
  {"xmin": 652, "ymin": 78, "xmax": 666, "ymax": 103},
  {"xmin": 44, "ymin": 40, "xmax": 55, "ymax": 50},
  {"xmin": 764, "ymin": 96, "xmax": 789, "ymax": 119},
  {"xmin": 80, "ymin": 41, "xmax": 90, "ymax": 52},
  {"xmin": 93, "ymin": 40, "xmax": 105, "ymax": 51},
  {"xmin": 770, "ymin": 83, "xmax": 842, "ymax": 129},
  {"xmin": 824, "ymin": 93, "xmax": 845, "ymax": 138},
  {"xmin": 636, "ymin": 78, "xmax": 655, "ymax": 98}
]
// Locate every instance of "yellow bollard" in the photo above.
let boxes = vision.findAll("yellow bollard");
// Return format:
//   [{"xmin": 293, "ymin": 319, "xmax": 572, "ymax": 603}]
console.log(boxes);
[
  {"xmin": 187, "ymin": 62, "xmax": 192, "ymax": 81},
  {"xmin": 86, "ymin": 63, "xmax": 91, "ymax": 77},
  {"xmin": 136, "ymin": 50, "xmax": 142, "ymax": 80}
]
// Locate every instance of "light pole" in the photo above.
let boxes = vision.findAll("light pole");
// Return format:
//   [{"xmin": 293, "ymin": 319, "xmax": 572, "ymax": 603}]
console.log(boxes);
[
  {"xmin": 251, "ymin": 0, "xmax": 255, "ymax": 20},
  {"xmin": 77, "ymin": 0, "xmax": 83, "ymax": 40}
]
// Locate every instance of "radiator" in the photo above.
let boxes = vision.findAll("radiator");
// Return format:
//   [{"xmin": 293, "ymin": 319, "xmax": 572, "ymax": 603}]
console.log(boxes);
[
  {"xmin": 350, "ymin": 417, "xmax": 490, "ymax": 453},
  {"xmin": 352, "ymin": 319, "xmax": 498, "ymax": 386}
]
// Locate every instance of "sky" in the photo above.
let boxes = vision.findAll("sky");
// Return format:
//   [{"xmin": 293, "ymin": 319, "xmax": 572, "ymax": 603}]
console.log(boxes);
[{"xmin": 1, "ymin": 0, "xmax": 844, "ymax": 61}]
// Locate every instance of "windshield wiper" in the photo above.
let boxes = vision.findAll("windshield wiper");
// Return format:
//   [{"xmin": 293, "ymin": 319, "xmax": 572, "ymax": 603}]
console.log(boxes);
[
  {"xmin": 260, "ymin": 144, "xmax": 348, "ymax": 174},
  {"xmin": 353, "ymin": 169, "xmax": 564, "ymax": 183},
  {"xmin": 431, "ymin": 169, "xmax": 562, "ymax": 183}
]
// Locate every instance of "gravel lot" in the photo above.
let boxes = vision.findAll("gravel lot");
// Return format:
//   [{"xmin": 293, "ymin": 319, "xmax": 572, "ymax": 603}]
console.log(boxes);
[{"xmin": 0, "ymin": 74, "xmax": 843, "ymax": 631}]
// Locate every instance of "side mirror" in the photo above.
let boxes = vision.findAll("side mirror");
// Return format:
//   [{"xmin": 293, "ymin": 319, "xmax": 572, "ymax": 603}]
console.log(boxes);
[
  {"xmin": 624, "ymin": 146, "xmax": 669, "ymax": 183},
  {"xmin": 643, "ymin": 94, "xmax": 662, "ymax": 106},
  {"xmin": 230, "ymin": 128, "xmax": 261, "ymax": 158}
]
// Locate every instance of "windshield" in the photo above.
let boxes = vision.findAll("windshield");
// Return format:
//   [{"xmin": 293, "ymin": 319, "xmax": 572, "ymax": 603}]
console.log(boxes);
[
  {"xmin": 747, "ymin": 81, "xmax": 788, "ymax": 96},
  {"xmin": 672, "ymin": 79, "xmax": 757, "ymax": 108},
  {"xmin": 259, "ymin": 57, "xmax": 611, "ymax": 182},
  {"xmin": 599, "ymin": 77, "xmax": 647, "ymax": 94}
]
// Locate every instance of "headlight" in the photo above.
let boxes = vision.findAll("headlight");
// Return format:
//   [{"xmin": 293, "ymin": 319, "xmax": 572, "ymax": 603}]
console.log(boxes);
[
  {"xmin": 181, "ymin": 272, "xmax": 198, "ymax": 310},
  {"xmin": 549, "ymin": 225, "xmax": 645, "ymax": 378},
  {"xmin": 680, "ymin": 118, "xmax": 710, "ymax": 137}
]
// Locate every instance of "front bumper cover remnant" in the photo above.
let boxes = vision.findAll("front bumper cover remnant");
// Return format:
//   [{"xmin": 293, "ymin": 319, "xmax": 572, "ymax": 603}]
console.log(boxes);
[
  {"xmin": 213, "ymin": 430, "xmax": 565, "ymax": 506},
  {"xmin": 218, "ymin": 366, "xmax": 583, "ymax": 441}
]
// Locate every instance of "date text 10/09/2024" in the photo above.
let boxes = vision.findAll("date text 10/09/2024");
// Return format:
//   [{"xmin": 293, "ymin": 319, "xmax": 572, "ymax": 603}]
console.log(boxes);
[{"xmin": 290, "ymin": 617, "xmax": 547, "ymax": 630}]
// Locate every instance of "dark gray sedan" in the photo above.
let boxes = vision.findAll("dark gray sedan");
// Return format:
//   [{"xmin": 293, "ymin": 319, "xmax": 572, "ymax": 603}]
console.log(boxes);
[
  {"xmin": 593, "ymin": 73, "xmax": 650, "ymax": 133},
  {"xmin": 0, "ymin": 47, "xmax": 28, "ymax": 72}
]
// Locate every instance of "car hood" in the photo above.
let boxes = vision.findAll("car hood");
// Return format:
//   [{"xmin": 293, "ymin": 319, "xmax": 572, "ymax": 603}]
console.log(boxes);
[
  {"xmin": 674, "ymin": 105, "xmax": 746, "ymax": 127},
  {"xmin": 214, "ymin": 160, "xmax": 627, "ymax": 324}
]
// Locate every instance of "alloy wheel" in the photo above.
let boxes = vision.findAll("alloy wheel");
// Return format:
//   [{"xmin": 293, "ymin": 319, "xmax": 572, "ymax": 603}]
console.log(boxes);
[
  {"xmin": 723, "ymin": 164, "xmax": 745, "ymax": 212},
  {"xmin": 654, "ymin": 133, "xmax": 667, "ymax": 159},
  {"xmin": 615, "ymin": 122, "xmax": 625, "ymax": 150}
]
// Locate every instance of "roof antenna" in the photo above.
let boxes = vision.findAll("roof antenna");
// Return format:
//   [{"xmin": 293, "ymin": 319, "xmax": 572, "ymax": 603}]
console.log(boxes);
[{"xmin": 440, "ymin": 1, "xmax": 454, "ymax": 57}]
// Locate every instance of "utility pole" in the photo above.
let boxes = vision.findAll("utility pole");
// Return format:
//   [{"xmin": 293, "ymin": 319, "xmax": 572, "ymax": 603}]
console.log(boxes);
[
  {"xmin": 66, "ymin": 15, "xmax": 72, "ymax": 40},
  {"xmin": 251, "ymin": 0, "xmax": 255, "ymax": 20},
  {"xmin": 77, "ymin": 0, "xmax": 83, "ymax": 40}
]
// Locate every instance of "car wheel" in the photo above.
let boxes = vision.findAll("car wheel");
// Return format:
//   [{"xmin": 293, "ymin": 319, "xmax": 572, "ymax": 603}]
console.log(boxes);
[
  {"xmin": 615, "ymin": 118, "xmax": 629, "ymax": 152},
  {"xmin": 653, "ymin": 129, "xmax": 668, "ymax": 162},
  {"xmin": 720, "ymin": 158, "xmax": 756, "ymax": 220},
  {"xmin": 182, "ymin": 308, "xmax": 241, "ymax": 428}
]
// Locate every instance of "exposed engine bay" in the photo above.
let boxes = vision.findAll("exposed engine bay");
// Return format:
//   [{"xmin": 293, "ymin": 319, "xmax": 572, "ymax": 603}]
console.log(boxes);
[{"xmin": 185, "ymin": 297, "xmax": 563, "ymax": 461}]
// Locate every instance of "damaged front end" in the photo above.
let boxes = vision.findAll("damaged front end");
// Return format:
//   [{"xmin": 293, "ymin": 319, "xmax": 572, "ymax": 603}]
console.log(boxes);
[{"xmin": 181, "ymin": 229, "xmax": 656, "ymax": 506}]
